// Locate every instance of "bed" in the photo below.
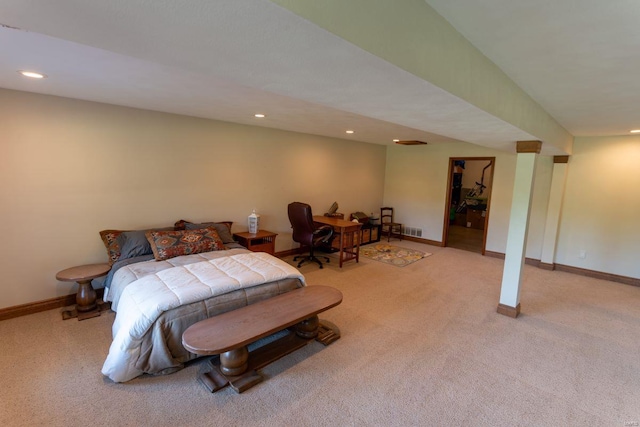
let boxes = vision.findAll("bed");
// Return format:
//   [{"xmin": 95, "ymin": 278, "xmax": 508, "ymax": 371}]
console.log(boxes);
[{"xmin": 97, "ymin": 220, "xmax": 306, "ymax": 383}]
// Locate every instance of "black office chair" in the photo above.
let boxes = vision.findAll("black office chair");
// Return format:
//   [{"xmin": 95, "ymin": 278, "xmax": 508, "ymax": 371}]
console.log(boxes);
[{"xmin": 288, "ymin": 202, "xmax": 334, "ymax": 268}]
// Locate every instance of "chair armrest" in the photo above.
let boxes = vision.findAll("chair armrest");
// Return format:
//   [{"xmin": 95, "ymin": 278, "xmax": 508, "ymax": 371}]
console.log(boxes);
[{"xmin": 313, "ymin": 225, "xmax": 334, "ymax": 242}]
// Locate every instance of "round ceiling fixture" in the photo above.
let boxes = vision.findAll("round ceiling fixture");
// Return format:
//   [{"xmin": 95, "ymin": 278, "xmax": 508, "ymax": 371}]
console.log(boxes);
[{"xmin": 18, "ymin": 70, "xmax": 47, "ymax": 79}]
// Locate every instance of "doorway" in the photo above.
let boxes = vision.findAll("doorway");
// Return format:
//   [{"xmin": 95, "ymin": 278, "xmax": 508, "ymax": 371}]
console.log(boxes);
[{"xmin": 443, "ymin": 157, "xmax": 495, "ymax": 254}]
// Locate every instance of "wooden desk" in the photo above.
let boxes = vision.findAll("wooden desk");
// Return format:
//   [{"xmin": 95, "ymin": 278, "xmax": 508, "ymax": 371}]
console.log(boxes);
[{"xmin": 313, "ymin": 215, "xmax": 362, "ymax": 268}]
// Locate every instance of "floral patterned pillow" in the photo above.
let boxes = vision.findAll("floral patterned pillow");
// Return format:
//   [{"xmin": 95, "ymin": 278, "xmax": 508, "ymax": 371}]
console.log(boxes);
[
  {"xmin": 174, "ymin": 219, "xmax": 234, "ymax": 243},
  {"xmin": 99, "ymin": 230, "xmax": 126, "ymax": 265},
  {"xmin": 99, "ymin": 226, "xmax": 174, "ymax": 264},
  {"xmin": 145, "ymin": 227, "xmax": 225, "ymax": 261}
]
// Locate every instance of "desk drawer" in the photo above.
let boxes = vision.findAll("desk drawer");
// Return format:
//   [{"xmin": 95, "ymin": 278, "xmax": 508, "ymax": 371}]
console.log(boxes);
[{"xmin": 331, "ymin": 232, "xmax": 359, "ymax": 249}]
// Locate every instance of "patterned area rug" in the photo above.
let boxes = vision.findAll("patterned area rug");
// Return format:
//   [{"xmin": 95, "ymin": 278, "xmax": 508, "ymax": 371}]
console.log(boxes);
[{"xmin": 360, "ymin": 244, "xmax": 431, "ymax": 267}]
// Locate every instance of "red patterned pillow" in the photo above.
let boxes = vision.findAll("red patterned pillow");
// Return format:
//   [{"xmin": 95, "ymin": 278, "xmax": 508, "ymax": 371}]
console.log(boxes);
[
  {"xmin": 174, "ymin": 219, "xmax": 233, "ymax": 242},
  {"xmin": 145, "ymin": 227, "xmax": 225, "ymax": 261},
  {"xmin": 99, "ymin": 230, "xmax": 126, "ymax": 265},
  {"xmin": 99, "ymin": 226, "xmax": 174, "ymax": 264}
]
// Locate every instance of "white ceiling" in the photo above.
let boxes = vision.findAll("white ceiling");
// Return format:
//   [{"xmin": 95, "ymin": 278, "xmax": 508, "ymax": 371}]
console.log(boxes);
[
  {"xmin": 425, "ymin": 0, "xmax": 640, "ymax": 137},
  {"xmin": 1, "ymin": 1, "xmax": 638, "ymax": 154}
]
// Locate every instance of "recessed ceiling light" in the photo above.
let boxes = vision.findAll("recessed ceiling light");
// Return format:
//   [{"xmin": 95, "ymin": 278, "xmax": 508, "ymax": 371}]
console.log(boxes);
[
  {"xmin": 630, "ymin": 129, "xmax": 640, "ymax": 133},
  {"xmin": 393, "ymin": 139, "xmax": 400, "ymax": 142},
  {"xmin": 254, "ymin": 113, "xmax": 265, "ymax": 118},
  {"xmin": 346, "ymin": 130, "xmax": 355, "ymax": 134},
  {"xmin": 18, "ymin": 70, "xmax": 46, "ymax": 79}
]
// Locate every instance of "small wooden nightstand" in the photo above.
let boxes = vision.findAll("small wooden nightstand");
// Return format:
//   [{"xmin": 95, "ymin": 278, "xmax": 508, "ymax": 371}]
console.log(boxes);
[
  {"xmin": 56, "ymin": 263, "xmax": 111, "ymax": 320},
  {"xmin": 233, "ymin": 230, "xmax": 277, "ymax": 255}
]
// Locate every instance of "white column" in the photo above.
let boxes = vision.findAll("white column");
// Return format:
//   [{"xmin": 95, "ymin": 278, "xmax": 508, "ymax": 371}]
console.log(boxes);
[
  {"xmin": 498, "ymin": 141, "xmax": 541, "ymax": 318},
  {"xmin": 540, "ymin": 156, "xmax": 569, "ymax": 269}
]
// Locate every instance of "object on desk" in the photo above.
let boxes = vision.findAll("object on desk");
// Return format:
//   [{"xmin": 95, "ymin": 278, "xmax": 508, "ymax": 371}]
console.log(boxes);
[
  {"xmin": 288, "ymin": 202, "xmax": 334, "ymax": 268},
  {"xmin": 380, "ymin": 207, "xmax": 403, "ymax": 242},
  {"xmin": 350, "ymin": 211, "xmax": 369, "ymax": 224},
  {"xmin": 248, "ymin": 209, "xmax": 260, "ymax": 234},
  {"xmin": 324, "ymin": 212, "xmax": 344, "ymax": 219},
  {"xmin": 327, "ymin": 202, "xmax": 338, "ymax": 215},
  {"xmin": 324, "ymin": 202, "xmax": 344, "ymax": 218}
]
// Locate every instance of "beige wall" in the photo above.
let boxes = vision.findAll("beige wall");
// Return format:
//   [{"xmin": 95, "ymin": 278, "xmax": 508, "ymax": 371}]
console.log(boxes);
[
  {"xmin": 0, "ymin": 89, "xmax": 386, "ymax": 309},
  {"xmin": 2, "ymin": 88, "xmax": 638, "ymax": 310},
  {"xmin": 383, "ymin": 142, "xmax": 553, "ymax": 258},
  {"xmin": 383, "ymin": 138, "xmax": 640, "ymax": 280},
  {"xmin": 556, "ymin": 136, "xmax": 640, "ymax": 278}
]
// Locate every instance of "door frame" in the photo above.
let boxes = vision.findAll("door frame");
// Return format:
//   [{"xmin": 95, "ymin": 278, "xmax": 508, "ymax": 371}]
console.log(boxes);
[{"xmin": 442, "ymin": 156, "xmax": 495, "ymax": 255}]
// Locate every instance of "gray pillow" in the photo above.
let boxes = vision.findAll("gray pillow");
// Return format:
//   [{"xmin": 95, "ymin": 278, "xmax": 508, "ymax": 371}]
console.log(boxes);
[
  {"xmin": 118, "ymin": 230, "xmax": 152, "ymax": 259},
  {"xmin": 185, "ymin": 222, "xmax": 234, "ymax": 244},
  {"xmin": 118, "ymin": 227, "xmax": 173, "ymax": 260}
]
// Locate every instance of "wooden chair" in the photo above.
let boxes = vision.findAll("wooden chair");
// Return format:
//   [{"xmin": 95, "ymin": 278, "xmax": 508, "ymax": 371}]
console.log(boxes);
[{"xmin": 380, "ymin": 207, "xmax": 402, "ymax": 242}]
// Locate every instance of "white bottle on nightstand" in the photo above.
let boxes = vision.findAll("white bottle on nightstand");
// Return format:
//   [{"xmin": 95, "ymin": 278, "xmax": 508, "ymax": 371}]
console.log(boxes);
[{"xmin": 248, "ymin": 209, "xmax": 260, "ymax": 234}]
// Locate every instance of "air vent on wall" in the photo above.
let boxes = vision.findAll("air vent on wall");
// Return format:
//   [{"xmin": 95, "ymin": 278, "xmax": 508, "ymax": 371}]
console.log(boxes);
[
  {"xmin": 403, "ymin": 226, "xmax": 423, "ymax": 237},
  {"xmin": 395, "ymin": 140, "xmax": 428, "ymax": 145}
]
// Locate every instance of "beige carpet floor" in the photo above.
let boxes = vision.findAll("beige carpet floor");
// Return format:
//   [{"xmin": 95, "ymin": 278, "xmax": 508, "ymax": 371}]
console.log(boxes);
[{"xmin": 1, "ymin": 242, "xmax": 639, "ymax": 426}]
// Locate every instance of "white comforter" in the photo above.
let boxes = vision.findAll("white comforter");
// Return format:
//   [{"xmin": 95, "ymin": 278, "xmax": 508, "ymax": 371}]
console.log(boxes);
[{"xmin": 102, "ymin": 252, "xmax": 305, "ymax": 383}]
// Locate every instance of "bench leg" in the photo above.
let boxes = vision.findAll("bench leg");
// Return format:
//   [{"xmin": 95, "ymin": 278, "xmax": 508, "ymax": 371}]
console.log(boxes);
[
  {"xmin": 295, "ymin": 315, "xmax": 319, "ymax": 339},
  {"xmin": 220, "ymin": 346, "xmax": 249, "ymax": 376},
  {"xmin": 198, "ymin": 320, "xmax": 340, "ymax": 394},
  {"xmin": 198, "ymin": 358, "xmax": 262, "ymax": 394}
]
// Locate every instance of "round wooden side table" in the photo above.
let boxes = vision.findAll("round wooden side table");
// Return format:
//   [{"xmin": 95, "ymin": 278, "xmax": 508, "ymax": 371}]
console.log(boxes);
[{"xmin": 56, "ymin": 263, "xmax": 111, "ymax": 320}]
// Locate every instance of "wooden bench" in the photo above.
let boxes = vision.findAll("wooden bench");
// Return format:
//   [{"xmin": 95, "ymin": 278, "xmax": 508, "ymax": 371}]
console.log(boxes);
[{"xmin": 182, "ymin": 285, "xmax": 342, "ymax": 393}]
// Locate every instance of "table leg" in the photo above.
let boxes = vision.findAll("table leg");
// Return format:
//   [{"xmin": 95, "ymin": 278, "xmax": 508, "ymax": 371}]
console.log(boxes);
[
  {"xmin": 338, "ymin": 232, "xmax": 344, "ymax": 268},
  {"xmin": 76, "ymin": 279, "xmax": 97, "ymax": 312}
]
